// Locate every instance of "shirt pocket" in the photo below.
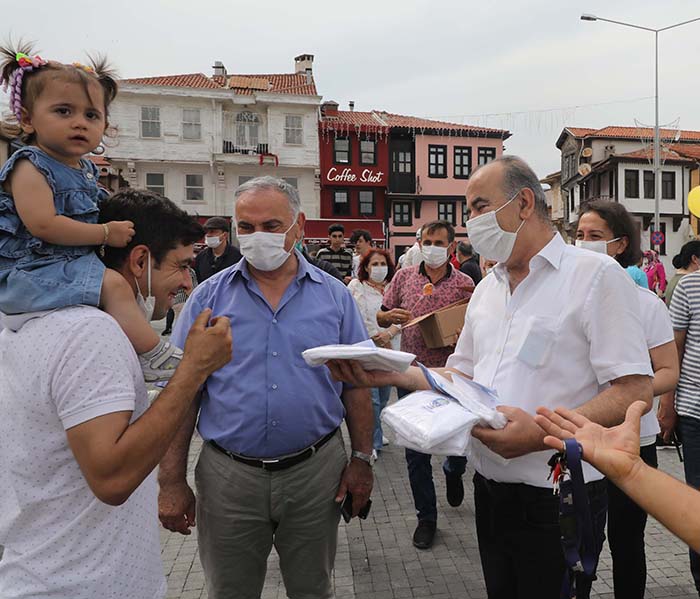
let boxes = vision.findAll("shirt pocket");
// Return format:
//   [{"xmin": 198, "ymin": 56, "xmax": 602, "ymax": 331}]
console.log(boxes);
[{"xmin": 516, "ymin": 315, "xmax": 558, "ymax": 369}]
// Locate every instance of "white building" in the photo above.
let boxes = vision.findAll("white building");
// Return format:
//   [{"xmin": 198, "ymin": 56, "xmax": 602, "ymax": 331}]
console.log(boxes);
[
  {"xmin": 105, "ymin": 54, "xmax": 322, "ymax": 221},
  {"xmin": 556, "ymin": 126, "xmax": 700, "ymax": 272}
]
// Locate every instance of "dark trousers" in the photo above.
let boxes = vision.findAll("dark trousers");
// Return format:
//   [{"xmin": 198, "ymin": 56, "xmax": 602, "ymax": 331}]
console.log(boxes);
[
  {"xmin": 473, "ymin": 472, "xmax": 608, "ymax": 599},
  {"xmin": 678, "ymin": 415, "xmax": 700, "ymax": 592},
  {"xmin": 607, "ymin": 443, "xmax": 658, "ymax": 599},
  {"xmin": 398, "ymin": 387, "xmax": 467, "ymax": 523}
]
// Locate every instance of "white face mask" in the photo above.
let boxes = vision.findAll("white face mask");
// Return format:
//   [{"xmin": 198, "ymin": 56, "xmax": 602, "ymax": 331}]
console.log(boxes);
[
  {"xmin": 421, "ymin": 245, "xmax": 449, "ymax": 268},
  {"xmin": 204, "ymin": 235, "xmax": 222, "ymax": 249},
  {"xmin": 466, "ymin": 191, "xmax": 525, "ymax": 262},
  {"xmin": 369, "ymin": 265, "xmax": 388, "ymax": 283},
  {"xmin": 575, "ymin": 237, "xmax": 621, "ymax": 255},
  {"xmin": 134, "ymin": 252, "xmax": 155, "ymax": 322},
  {"xmin": 238, "ymin": 221, "xmax": 296, "ymax": 272}
]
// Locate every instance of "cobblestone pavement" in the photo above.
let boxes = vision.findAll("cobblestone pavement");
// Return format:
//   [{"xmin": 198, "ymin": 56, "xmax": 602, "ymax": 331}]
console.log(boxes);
[{"xmin": 162, "ymin": 434, "xmax": 698, "ymax": 599}]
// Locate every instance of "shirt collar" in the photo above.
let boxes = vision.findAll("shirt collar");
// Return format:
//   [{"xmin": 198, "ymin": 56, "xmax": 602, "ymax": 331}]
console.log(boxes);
[
  {"xmin": 227, "ymin": 249, "xmax": 323, "ymax": 284},
  {"xmin": 492, "ymin": 232, "xmax": 563, "ymax": 282},
  {"xmin": 419, "ymin": 260, "xmax": 453, "ymax": 279}
]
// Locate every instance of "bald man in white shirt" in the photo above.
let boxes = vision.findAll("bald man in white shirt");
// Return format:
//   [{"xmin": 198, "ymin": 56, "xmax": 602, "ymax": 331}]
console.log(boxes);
[{"xmin": 328, "ymin": 156, "xmax": 653, "ymax": 599}]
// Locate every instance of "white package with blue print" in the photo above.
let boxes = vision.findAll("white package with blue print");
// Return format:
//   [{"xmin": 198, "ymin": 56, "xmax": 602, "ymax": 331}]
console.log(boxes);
[
  {"xmin": 302, "ymin": 339, "xmax": 416, "ymax": 373},
  {"xmin": 381, "ymin": 369, "xmax": 508, "ymax": 458}
]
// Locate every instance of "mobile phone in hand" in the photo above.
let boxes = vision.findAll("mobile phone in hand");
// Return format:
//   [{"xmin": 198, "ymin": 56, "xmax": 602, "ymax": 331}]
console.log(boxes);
[{"xmin": 340, "ymin": 492, "xmax": 372, "ymax": 523}]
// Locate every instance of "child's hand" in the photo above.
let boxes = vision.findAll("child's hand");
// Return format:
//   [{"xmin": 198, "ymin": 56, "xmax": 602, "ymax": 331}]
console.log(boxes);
[{"xmin": 105, "ymin": 220, "xmax": 135, "ymax": 247}]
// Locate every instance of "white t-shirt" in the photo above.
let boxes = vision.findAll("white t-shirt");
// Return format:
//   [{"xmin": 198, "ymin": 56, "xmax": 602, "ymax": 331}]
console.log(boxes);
[
  {"xmin": 0, "ymin": 307, "xmax": 166, "ymax": 599},
  {"xmin": 637, "ymin": 287, "xmax": 675, "ymax": 445},
  {"xmin": 446, "ymin": 234, "xmax": 652, "ymax": 487}
]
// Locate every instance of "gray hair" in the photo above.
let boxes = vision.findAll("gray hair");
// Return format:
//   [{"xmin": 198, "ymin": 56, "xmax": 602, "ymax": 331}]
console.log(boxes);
[
  {"xmin": 233, "ymin": 176, "xmax": 301, "ymax": 217},
  {"xmin": 494, "ymin": 155, "xmax": 549, "ymax": 221}
]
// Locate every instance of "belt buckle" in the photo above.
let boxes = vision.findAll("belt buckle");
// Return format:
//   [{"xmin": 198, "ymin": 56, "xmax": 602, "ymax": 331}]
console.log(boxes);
[{"xmin": 261, "ymin": 458, "xmax": 280, "ymax": 470}]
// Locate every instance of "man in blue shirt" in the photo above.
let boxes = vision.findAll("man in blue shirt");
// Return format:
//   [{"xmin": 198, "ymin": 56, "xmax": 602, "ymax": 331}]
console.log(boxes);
[{"xmin": 158, "ymin": 177, "xmax": 373, "ymax": 599}]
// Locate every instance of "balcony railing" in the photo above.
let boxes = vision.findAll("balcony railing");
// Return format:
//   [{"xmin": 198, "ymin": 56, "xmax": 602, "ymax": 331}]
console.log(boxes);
[
  {"xmin": 222, "ymin": 141, "xmax": 270, "ymax": 155},
  {"xmin": 222, "ymin": 111, "xmax": 269, "ymax": 156}
]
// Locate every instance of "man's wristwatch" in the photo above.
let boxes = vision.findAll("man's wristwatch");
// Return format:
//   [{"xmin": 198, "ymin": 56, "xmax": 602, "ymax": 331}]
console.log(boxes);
[{"xmin": 351, "ymin": 450, "xmax": 375, "ymax": 467}]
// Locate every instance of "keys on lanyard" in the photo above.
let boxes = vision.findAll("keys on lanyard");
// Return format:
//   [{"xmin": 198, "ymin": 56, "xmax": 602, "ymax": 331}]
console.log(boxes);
[{"xmin": 547, "ymin": 450, "xmax": 567, "ymax": 495}]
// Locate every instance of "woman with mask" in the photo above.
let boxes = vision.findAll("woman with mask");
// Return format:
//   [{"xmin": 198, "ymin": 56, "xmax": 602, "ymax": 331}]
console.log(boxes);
[
  {"xmin": 348, "ymin": 249, "xmax": 400, "ymax": 458},
  {"xmin": 666, "ymin": 240, "xmax": 700, "ymax": 307},
  {"xmin": 576, "ymin": 200, "xmax": 679, "ymax": 599}
]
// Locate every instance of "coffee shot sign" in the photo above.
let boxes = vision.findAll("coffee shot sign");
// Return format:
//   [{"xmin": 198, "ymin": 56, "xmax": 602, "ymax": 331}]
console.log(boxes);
[{"xmin": 325, "ymin": 167, "xmax": 386, "ymax": 185}]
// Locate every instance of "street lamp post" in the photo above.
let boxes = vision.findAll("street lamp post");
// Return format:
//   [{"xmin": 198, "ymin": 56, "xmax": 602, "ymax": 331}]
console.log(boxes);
[{"xmin": 581, "ymin": 14, "xmax": 700, "ymax": 248}]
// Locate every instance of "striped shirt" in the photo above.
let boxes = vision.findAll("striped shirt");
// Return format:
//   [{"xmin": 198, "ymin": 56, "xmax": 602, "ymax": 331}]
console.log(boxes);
[
  {"xmin": 315, "ymin": 247, "xmax": 354, "ymax": 278},
  {"xmin": 670, "ymin": 271, "xmax": 700, "ymax": 418}
]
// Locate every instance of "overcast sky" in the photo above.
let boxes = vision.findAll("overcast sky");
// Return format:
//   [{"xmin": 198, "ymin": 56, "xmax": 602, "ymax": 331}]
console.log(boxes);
[{"xmin": 4, "ymin": 0, "xmax": 700, "ymax": 177}]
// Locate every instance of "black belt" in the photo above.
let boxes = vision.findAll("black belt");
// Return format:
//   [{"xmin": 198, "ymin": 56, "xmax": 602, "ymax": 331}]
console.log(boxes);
[{"xmin": 209, "ymin": 428, "xmax": 338, "ymax": 472}]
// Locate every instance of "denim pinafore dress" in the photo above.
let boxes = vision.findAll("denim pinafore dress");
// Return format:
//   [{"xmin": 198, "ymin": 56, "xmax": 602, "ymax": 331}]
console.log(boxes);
[{"xmin": 0, "ymin": 146, "xmax": 108, "ymax": 314}]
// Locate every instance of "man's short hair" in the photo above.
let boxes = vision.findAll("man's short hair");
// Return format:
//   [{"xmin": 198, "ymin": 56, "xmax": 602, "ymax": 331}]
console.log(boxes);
[
  {"xmin": 350, "ymin": 229, "xmax": 372, "ymax": 244},
  {"xmin": 203, "ymin": 216, "xmax": 230, "ymax": 232},
  {"xmin": 328, "ymin": 223, "xmax": 345, "ymax": 235},
  {"xmin": 491, "ymin": 155, "xmax": 549, "ymax": 221},
  {"xmin": 99, "ymin": 188, "xmax": 204, "ymax": 268},
  {"xmin": 421, "ymin": 220, "xmax": 455, "ymax": 243},
  {"xmin": 457, "ymin": 241, "xmax": 473, "ymax": 257},
  {"xmin": 234, "ymin": 176, "xmax": 301, "ymax": 217}
]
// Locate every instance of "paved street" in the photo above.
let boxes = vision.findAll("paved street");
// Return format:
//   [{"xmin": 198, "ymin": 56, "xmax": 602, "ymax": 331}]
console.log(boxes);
[{"xmin": 162, "ymin": 432, "xmax": 698, "ymax": 599}]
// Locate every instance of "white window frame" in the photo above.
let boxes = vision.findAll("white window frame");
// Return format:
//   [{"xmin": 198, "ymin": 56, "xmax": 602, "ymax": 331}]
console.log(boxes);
[
  {"xmin": 282, "ymin": 177, "xmax": 298, "ymax": 189},
  {"xmin": 145, "ymin": 173, "xmax": 165, "ymax": 196},
  {"xmin": 185, "ymin": 174, "xmax": 205, "ymax": 202},
  {"xmin": 182, "ymin": 108, "xmax": 202, "ymax": 141},
  {"xmin": 235, "ymin": 111, "xmax": 260, "ymax": 150},
  {"xmin": 140, "ymin": 106, "xmax": 161, "ymax": 138},
  {"xmin": 284, "ymin": 115, "xmax": 303, "ymax": 146}
]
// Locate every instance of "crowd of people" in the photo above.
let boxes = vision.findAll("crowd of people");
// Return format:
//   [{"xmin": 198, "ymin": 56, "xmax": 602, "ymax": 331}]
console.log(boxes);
[{"xmin": 6, "ymin": 44, "xmax": 700, "ymax": 599}]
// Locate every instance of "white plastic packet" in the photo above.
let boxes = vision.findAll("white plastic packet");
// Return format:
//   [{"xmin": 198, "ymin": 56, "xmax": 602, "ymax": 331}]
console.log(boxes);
[
  {"xmin": 381, "ymin": 366, "xmax": 508, "ymax": 457},
  {"xmin": 302, "ymin": 339, "xmax": 416, "ymax": 373}
]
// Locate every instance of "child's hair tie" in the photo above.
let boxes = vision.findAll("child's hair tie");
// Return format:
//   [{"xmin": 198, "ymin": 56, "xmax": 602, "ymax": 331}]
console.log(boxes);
[
  {"xmin": 3, "ymin": 52, "xmax": 48, "ymax": 123},
  {"xmin": 72, "ymin": 62, "xmax": 95, "ymax": 74}
]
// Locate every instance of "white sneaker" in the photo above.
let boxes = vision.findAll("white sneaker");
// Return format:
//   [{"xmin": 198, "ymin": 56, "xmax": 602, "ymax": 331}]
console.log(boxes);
[
  {"xmin": 371, "ymin": 449, "xmax": 378, "ymax": 461},
  {"xmin": 139, "ymin": 340, "xmax": 183, "ymax": 383},
  {"xmin": 382, "ymin": 436, "xmax": 390, "ymax": 446}
]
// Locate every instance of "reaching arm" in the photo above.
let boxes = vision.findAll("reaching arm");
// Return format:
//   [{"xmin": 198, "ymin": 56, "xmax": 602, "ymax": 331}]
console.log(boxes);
[
  {"xmin": 536, "ymin": 401, "xmax": 700, "ymax": 552},
  {"xmin": 10, "ymin": 159, "xmax": 134, "ymax": 247},
  {"xmin": 66, "ymin": 311, "xmax": 231, "ymax": 506}
]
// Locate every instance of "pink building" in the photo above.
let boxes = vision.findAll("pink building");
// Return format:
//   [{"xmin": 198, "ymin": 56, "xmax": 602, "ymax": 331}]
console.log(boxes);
[{"xmin": 382, "ymin": 115, "xmax": 510, "ymax": 261}]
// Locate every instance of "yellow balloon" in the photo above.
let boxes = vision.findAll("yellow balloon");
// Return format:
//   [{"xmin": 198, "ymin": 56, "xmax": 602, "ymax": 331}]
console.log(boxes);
[{"xmin": 690, "ymin": 186, "xmax": 700, "ymax": 218}]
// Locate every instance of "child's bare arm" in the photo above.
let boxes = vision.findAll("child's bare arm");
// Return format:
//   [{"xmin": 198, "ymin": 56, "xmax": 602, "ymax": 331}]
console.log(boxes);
[{"xmin": 10, "ymin": 160, "xmax": 134, "ymax": 247}]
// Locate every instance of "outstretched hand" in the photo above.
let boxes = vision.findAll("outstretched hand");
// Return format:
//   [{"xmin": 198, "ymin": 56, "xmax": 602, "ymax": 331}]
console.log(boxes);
[
  {"xmin": 326, "ymin": 359, "xmax": 397, "ymax": 389},
  {"xmin": 534, "ymin": 401, "xmax": 647, "ymax": 485}
]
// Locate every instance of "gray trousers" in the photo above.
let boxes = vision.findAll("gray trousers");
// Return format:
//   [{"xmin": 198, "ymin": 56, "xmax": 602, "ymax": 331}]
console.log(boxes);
[{"xmin": 195, "ymin": 432, "xmax": 347, "ymax": 599}]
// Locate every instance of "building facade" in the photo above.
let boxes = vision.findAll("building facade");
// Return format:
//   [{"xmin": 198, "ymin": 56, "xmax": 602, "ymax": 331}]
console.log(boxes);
[
  {"xmin": 317, "ymin": 106, "xmax": 510, "ymax": 261},
  {"xmin": 556, "ymin": 126, "xmax": 700, "ymax": 271},
  {"xmin": 105, "ymin": 54, "xmax": 322, "ymax": 223}
]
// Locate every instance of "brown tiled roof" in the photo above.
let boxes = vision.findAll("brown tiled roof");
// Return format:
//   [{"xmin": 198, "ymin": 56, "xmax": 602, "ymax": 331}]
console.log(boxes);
[
  {"xmin": 668, "ymin": 144, "xmax": 700, "ymax": 160},
  {"xmin": 321, "ymin": 110, "xmax": 510, "ymax": 138},
  {"xmin": 613, "ymin": 147, "xmax": 694, "ymax": 163},
  {"xmin": 87, "ymin": 155, "xmax": 111, "ymax": 167},
  {"xmin": 122, "ymin": 71, "xmax": 318, "ymax": 96},
  {"xmin": 382, "ymin": 112, "xmax": 508, "ymax": 136},
  {"xmin": 121, "ymin": 73, "xmax": 222, "ymax": 89},
  {"xmin": 563, "ymin": 125, "xmax": 700, "ymax": 142},
  {"xmin": 565, "ymin": 127, "xmax": 597, "ymax": 138}
]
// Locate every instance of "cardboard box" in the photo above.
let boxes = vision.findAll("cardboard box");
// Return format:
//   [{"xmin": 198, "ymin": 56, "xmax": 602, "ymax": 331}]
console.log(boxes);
[{"xmin": 404, "ymin": 297, "xmax": 470, "ymax": 349}]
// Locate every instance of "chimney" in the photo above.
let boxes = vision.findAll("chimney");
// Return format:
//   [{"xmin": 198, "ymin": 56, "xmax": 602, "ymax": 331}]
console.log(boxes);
[
  {"xmin": 321, "ymin": 101, "xmax": 339, "ymax": 118},
  {"xmin": 305, "ymin": 67, "xmax": 312, "ymax": 85},
  {"xmin": 349, "ymin": 101, "xmax": 355, "ymax": 112},
  {"xmin": 294, "ymin": 53, "xmax": 314, "ymax": 74},
  {"xmin": 212, "ymin": 61, "xmax": 227, "ymax": 78}
]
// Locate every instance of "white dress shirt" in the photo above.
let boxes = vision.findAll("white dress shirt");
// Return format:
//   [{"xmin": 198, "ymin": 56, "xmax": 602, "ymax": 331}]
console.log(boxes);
[{"xmin": 446, "ymin": 233, "xmax": 652, "ymax": 487}]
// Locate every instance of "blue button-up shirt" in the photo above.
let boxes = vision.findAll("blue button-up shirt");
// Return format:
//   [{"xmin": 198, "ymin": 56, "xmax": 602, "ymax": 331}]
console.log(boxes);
[{"xmin": 171, "ymin": 251, "xmax": 369, "ymax": 458}]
